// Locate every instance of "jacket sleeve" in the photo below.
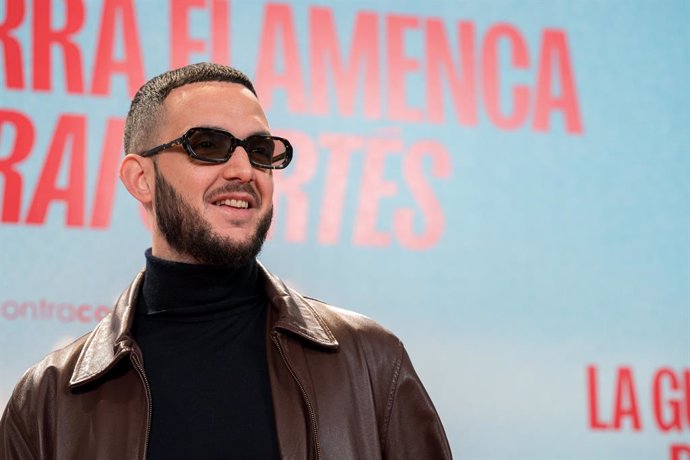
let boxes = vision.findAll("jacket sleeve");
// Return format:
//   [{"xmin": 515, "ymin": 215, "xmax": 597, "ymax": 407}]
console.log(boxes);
[
  {"xmin": 0, "ymin": 397, "xmax": 37, "ymax": 460},
  {"xmin": 381, "ymin": 344, "xmax": 453, "ymax": 459}
]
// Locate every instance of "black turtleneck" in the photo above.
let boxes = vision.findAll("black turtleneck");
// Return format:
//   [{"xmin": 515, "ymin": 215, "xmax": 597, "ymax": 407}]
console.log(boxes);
[{"xmin": 132, "ymin": 250, "xmax": 280, "ymax": 460}]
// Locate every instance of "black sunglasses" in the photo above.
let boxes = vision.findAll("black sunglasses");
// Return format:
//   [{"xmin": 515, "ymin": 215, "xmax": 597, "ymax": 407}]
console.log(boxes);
[{"xmin": 139, "ymin": 127, "xmax": 293, "ymax": 169}]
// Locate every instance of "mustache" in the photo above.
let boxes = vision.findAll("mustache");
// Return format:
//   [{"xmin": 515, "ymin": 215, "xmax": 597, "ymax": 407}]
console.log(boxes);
[{"xmin": 206, "ymin": 181, "xmax": 261, "ymax": 206}]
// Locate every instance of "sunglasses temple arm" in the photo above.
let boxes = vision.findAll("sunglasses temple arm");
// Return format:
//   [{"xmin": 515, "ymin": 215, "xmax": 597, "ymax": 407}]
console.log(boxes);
[{"xmin": 140, "ymin": 138, "xmax": 184, "ymax": 158}]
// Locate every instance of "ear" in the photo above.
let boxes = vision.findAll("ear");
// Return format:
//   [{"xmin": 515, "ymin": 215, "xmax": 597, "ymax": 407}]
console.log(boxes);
[{"xmin": 120, "ymin": 154, "xmax": 154, "ymax": 206}]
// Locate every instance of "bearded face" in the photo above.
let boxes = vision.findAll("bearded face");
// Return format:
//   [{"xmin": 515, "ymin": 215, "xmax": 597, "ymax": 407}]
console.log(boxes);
[{"xmin": 153, "ymin": 163, "xmax": 272, "ymax": 268}]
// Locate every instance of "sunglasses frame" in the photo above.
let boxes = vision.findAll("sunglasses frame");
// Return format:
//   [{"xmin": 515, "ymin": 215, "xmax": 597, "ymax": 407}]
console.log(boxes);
[{"xmin": 139, "ymin": 127, "xmax": 293, "ymax": 170}]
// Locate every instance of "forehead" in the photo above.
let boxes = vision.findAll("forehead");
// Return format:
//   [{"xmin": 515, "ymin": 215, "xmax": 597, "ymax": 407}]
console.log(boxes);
[{"xmin": 160, "ymin": 81, "xmax": 268, "ymax": 136}]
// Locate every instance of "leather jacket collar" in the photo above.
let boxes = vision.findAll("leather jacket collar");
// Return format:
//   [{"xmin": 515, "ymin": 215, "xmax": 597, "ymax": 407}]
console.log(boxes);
[{"xmin": 69, "ymin": 262, "xmax": 339, "ymax": 389}]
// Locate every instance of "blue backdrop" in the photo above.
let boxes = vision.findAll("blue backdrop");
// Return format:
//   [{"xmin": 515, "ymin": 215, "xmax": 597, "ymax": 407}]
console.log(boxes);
[{"xmin": 1, "ymin": 0, "xmax": 688, "ymax": 457}]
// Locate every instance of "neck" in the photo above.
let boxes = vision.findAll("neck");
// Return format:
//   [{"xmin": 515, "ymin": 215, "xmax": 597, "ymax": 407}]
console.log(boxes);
[
  {"xmin": 150, "ymin": 237, "xmax": 199, "ymax": 265},
  {"xmin": 138, "ymin": 248, "xmax": 262, "ymax": 316}
]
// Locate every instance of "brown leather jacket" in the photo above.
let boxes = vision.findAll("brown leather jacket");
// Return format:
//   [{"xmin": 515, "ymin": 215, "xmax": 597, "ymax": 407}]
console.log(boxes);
[{"xmin": 1, "ymin": 265, "xmax": 452, "ymax": 459}]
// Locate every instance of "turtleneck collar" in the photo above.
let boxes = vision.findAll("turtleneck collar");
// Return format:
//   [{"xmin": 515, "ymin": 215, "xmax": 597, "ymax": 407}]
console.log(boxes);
[{"xmin": 138, "ymin": 249, "xmax": 263, "ymax": 317}]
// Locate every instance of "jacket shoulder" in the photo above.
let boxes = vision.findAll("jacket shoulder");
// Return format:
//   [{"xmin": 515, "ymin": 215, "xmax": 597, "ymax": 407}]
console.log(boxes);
[
  {"xmin": 6, "ymin": 333, "xmax": 90, "ymax": 410},
  {"xmin": 260, "ymin": 263, "xmax": 402, "ymax": 354},
  {"xmin": 301, "ymin": 295, "xmax": 403, "ymax": 355},
  {"xmin": 0, "ymin": 331, "xmax": 91, "ymax": 458}
]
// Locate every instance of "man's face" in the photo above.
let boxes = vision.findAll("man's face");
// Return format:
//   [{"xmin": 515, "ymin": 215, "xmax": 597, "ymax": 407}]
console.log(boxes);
[{"xmin": 147, "ymin": 82, "xmax": 275, "ymax": 266}]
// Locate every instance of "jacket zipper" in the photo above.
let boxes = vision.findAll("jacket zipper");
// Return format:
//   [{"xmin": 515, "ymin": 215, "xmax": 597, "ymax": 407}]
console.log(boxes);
[
  {"xmin": 129, "ymin": 350, "xmax": 152, "ymax": 459},
  {"xmin": 271, "ymin": 332, "xmax": 321, "ymax": 460}
]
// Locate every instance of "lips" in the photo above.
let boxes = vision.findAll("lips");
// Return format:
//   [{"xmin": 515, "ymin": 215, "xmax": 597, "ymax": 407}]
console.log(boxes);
[
  {"xmin": 207, "ymin": 183, "xmax": 259, "ymax": 210},
  {"xmin": 213, "ymin": 198, "xmax": 249, "ymax": 209}
]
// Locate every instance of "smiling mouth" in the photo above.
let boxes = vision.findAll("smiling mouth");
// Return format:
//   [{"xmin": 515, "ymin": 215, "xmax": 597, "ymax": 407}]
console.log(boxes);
[{"xmin": 213, "ymin": 198, "xmax": 250, "ymax": 209}]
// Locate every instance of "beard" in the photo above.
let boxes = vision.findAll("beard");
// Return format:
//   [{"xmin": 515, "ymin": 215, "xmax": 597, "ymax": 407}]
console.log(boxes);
[{"xmin": 153, "ymin": 163, "xmax": 272, "ymax": 269}]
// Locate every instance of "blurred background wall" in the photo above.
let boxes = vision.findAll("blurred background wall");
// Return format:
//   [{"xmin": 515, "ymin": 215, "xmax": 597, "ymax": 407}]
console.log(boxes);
[{"xmin": 1, "ymin": 0, "xmax": 688, "ymax": 457}]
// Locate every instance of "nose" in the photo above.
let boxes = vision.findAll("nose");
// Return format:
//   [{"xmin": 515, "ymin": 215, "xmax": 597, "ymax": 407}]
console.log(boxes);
[{"xmin": 221, "ymin": 147, "xmax": 254, "ymax": 182}]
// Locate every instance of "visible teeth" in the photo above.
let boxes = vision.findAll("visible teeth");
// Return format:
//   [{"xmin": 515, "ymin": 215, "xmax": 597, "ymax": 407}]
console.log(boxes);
[{"xmin": 215, "ymin": 199, "xmax": 249, "ymax": 209}]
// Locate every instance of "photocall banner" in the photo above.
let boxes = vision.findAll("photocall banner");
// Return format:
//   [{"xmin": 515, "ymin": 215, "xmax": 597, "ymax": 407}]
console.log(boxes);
[{"xmin": 1, "ymin": 0, "xmax": 688, "ymax": 457}]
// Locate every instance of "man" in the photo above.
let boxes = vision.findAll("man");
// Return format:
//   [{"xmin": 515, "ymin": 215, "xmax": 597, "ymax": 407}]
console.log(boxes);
[{"xmin": 0, "ymin": 63, "xmax": 451, "ymax": 459}]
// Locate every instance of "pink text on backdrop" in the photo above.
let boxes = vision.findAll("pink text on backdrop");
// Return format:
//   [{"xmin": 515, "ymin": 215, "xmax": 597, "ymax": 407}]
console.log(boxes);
[
  {"xmin": 587, "ymin": 365, "xmax": 690, "ymax": 459},
  {"xmin": 1, "ymin": 0, "xmax": 582, "ymax": 133},
  {"xmin": 0, "ymin": 111, "xmax": 448, "ymax": 249}
]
